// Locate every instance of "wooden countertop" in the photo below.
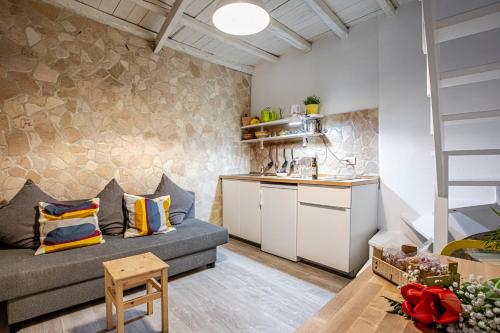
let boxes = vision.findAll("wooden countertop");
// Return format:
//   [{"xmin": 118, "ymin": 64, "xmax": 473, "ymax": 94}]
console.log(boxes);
[
  {"xmin": 219, "ymin": 174, "xmax": 379, "ymax": 187},
  {"xmin": 296, "ymin": 257, "xmax": 500, "ymax": 333}
]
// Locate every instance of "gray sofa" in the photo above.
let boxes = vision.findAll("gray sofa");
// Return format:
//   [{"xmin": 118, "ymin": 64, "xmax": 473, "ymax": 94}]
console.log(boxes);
[{"xmin": 0, "ymin": 200, "xmax": 228, "ymax": 331}]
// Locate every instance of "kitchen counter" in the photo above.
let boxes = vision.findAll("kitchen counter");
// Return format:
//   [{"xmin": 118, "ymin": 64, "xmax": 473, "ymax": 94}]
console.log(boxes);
[{"xmin": 219, "ymin": 174, "xmax": 379, "ymax": 187}]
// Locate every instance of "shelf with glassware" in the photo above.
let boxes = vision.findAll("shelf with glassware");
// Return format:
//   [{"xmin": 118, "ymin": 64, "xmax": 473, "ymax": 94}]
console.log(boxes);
[{"xmin": 240, "ymin": 114, "xmax": 325, "ymax": 148}]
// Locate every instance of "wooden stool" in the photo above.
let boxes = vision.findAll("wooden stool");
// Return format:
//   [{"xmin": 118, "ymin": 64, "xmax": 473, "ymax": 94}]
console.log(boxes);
[{"xmin": 103, "ymin": 252, "xmax": 169, "ymax": 333}]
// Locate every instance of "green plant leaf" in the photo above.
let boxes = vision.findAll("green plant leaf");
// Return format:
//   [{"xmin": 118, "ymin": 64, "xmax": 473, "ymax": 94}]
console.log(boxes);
[
  {"xmin": 482, "ymin": 225, "xmax": 500, "ymax": 250},
  {"xmin": 303, "ymin": 95, "xmax": 320, "ymax": 105},
  {"xmin": 382, "ymin": 296, "xmax": 406, "ymax": 316}
]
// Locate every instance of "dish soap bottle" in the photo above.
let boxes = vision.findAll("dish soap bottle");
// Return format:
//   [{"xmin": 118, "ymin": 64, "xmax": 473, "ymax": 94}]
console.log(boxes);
[{"xmin": 312, "ymin": 156, "xmax": 318, "ymax": 180}]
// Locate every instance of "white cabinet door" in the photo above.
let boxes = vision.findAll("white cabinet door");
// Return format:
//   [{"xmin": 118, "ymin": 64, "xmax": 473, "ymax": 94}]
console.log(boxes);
[
  {"xmin": 238, "ymin": 181, "xmax": 261, "ymax": 244},
  {"xmin": 261, "ymin": 184, "xmax": 298, "ymax": 261},
  {"xmin": 222, "ymin": 180, "xmax": 240, "ymax": 237},
  {"xmin": 297, "ymin": 203, "xmax": 351, "ymax": 272}
]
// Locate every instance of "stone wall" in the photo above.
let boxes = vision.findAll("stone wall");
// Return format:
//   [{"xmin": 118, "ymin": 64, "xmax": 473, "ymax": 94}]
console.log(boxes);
[
  {"xmin": 0, "ymin": 0, "xmax": 251, "ymax": 224},
  {"xmin": 250, "ymin": 109, "xmax": 379, "ymax": 176}
]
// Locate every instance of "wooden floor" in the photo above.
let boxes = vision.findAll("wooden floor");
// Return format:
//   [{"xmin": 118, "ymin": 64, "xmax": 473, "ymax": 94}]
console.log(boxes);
[{"xmin": 16, "ymin": 238, "xmax": 351, "ymax": 333}]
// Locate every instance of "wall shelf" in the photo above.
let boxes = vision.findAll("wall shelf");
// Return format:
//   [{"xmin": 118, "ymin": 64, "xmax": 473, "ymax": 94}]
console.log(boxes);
[
  {"xmin": 241, "ymin": 114, "xmax": 324, "ymax": 130},
  {"xmin": 240, "ymin": 132, "xmax": 324, "ymax": 144}
]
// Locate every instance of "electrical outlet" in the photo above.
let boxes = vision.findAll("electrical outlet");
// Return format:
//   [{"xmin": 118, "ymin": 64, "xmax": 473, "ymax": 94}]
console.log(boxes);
[{"xmin": 342, "ymin": 156, "xmax": 356, "ymax": 166}]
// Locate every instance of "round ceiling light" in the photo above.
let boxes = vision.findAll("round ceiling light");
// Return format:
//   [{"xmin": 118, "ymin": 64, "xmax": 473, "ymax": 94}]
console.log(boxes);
[{"xmin": 212, "ymin": 0, "xmax": 270, "ymax": 36}]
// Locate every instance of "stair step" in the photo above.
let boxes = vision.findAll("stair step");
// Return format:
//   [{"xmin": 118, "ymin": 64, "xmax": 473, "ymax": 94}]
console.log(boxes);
[
  {"xmin": 449, "ymin": 180, "xmax": 500, "ymax": 186},
  {"xmin": 441, "ymin": 109, "xmax": 500, "ymax": 122},
  {"xmin": 401, "ymin": 214, "xmax": 434, "ymax": 241},
  {"xmin": 444, "ymin": 149, "xmax": 500, "ymax": 156},
  {"xmin": 435, "ymin": 2, "xmax": 500, "ymax": 43},
  {"xmin": 439, "ymin": 61, "xmax": 500, "ymax": 88}
]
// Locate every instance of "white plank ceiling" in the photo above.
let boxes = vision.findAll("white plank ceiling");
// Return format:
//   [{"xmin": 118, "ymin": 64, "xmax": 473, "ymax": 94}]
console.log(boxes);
[{"xmin": 47, "ymin": 0, "xmax": 399, "ymax": 74}]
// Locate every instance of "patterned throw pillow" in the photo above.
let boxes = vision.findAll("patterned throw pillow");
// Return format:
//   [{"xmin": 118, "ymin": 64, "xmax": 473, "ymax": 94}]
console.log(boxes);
[
  {"xmin": 35, "ymin": 198, "xmax": 104, "ymax": 255},
  {"xmin": 123, "ymin": 194, "xmax": 175, "ymax": 238}
]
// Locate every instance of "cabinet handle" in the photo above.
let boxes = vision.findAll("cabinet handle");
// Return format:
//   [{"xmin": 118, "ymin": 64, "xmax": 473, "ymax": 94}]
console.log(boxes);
[
  {"xmin": 259, "ymin": 189, "xmax": 262, "ymax": 208},
  {"xmin": 299, "ymin": 202, "xmax": 349, "ymax": 211}
]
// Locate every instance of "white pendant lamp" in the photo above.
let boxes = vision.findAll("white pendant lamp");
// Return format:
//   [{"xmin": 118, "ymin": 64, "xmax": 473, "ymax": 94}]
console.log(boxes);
[{"xmin": 212, "ymin": 0, "xmax": 270, "ymax": 36}]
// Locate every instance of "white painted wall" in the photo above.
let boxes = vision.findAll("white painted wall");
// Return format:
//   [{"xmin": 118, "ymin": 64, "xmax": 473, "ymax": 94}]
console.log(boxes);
[
  {"xmin": 251, "ymin": 18, "xmax": 378, "ymax": 116},
  {"xmin": 252, "ymin": 0, "xmax": 433, "ymax": 231},
  {"xmin": 251, "ymin": 0, "xmax": 500, "ymax": 233},
  {"xmin": 377, "ymin": 0, "xmax": 435, "ymax": 231}
]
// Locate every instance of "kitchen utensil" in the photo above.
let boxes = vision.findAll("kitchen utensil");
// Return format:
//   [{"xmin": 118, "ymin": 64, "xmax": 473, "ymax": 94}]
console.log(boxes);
[
  {"xmin": 306, "ymin": 119, "xmax": 321, "ymax": 133},
  {"xmin": 279, "ymin": 147, "xmax": 288, "ymax": 173},
  {"xmin": 275, "ymin": 145, "xmax": 279, "ymax": 172},
  {"xmin": 267, "ymin": 148, "xmax": 273, "ymax": 170},
  {"xmin": 289, "ymin": 148, "xmax": 296, "ymax": 176}
]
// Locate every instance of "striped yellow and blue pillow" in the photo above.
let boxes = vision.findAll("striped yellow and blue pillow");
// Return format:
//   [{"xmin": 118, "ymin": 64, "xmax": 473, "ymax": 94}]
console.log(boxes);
[
  {"xmin": 123, "ymin": 194, "xmax": 175, "ymax": 238},
  {"xmin": 35, "ymin": 198, "xmax": 104, "ymax": 255}
]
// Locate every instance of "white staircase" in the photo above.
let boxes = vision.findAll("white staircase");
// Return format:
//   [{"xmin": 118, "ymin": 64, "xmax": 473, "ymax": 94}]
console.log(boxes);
[{"xmin": 421, "ymin": 0, "xmax": 500, "ymax": 253}]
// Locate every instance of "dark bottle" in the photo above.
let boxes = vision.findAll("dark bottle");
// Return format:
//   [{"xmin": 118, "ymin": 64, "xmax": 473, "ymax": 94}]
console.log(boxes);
[{"xmin": 312, "ymin": 157, "xmax": 318, "ymax": 180}]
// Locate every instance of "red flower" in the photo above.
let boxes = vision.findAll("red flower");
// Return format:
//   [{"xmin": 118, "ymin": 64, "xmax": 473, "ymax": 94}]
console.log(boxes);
[{"xmin": 400, "ymin": 283, "xmax": 462, "ymax": 325}]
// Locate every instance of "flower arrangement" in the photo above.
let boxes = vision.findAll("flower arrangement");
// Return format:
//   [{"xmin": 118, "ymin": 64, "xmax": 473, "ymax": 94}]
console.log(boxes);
[{"xmin": 385, "ymin": 276, "xmax": 500, "ymax": 332}]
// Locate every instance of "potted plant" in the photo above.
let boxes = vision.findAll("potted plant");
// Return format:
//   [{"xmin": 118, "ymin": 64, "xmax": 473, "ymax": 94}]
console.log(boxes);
[{"xmin": 303, "ymin": 95, "xmax": 320, "ymax": 115}]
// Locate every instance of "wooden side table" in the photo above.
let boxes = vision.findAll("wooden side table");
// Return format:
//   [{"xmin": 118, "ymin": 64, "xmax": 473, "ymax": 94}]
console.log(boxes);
[{"xmin": 103, "ymin": 252, "xmax": 169, "ymax": 333}]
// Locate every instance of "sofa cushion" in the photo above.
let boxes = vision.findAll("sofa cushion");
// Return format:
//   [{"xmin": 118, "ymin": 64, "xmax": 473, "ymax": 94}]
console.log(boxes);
[
  {"xmin": 0, "ymin": 180, "xmax": 56, "ymax": 249},
  {"xmin": 123, "ymin": 194, "xmax": 174, "ymax": 238},
  {"xmin": 0, "ymin": 219, "xmax": 228, "ymax": 301},
  {"xmin": 97, "ymin": 179, "xmax": 125, "ymax": 235},
  {"xmin": 154, "ymin": 175, "xmax": 194, "ymax": 225},
  {"xmin": 35, "ymin": 199, "xmax": 104, "ymax": 255}
]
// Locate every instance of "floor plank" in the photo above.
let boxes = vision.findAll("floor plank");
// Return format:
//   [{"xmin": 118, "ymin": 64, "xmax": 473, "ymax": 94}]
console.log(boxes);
[{"xmin": 16, "ymin": 238, "xmax": 351, "ymax": 333}]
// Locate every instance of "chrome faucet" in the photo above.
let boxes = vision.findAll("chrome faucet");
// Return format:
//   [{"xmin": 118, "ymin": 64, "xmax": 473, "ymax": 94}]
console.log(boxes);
[{"xmin": 259, "ymin": 165, "xmax": 265, "ymax": 176}]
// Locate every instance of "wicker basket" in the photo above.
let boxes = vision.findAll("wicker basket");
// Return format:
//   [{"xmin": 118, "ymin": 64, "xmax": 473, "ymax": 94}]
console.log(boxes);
[{"xmin": 241, "ymin": 117, "xmax": 252, "ymax": 126}]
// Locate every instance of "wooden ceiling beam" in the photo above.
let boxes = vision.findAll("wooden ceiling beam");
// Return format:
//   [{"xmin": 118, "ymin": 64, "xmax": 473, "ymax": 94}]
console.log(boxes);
[
  {"xmin": 136, "ymin": 0, "xmax": 311, "ymax": 53},
  {"xmin": 154, "ymin": 0, "xmax": 192, "ymax": 54},
  {"xmin": 41, "ymin": 0, "xmax": 254, "ymax": 74},
  {"xmin": 163, "ymin": 38, "xmax": 255, "ymax": 74},
  {"xmin": 303, "ymin": 0, "xmax": 348, "ymax": 39},
  {"xmin": 180, "ymin": 15, "xmax": 279, "ymax": 63},
  {"xmin": 130, "ymin": 0, "xmax": 279, "ymax": 63},
  {"xmin": 376, "ymin": 0, "xmax": 396, "ymax": 16},
  {"xmin": 268, "ymin": 18, "xmax": 312, "ymax": 52}
]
